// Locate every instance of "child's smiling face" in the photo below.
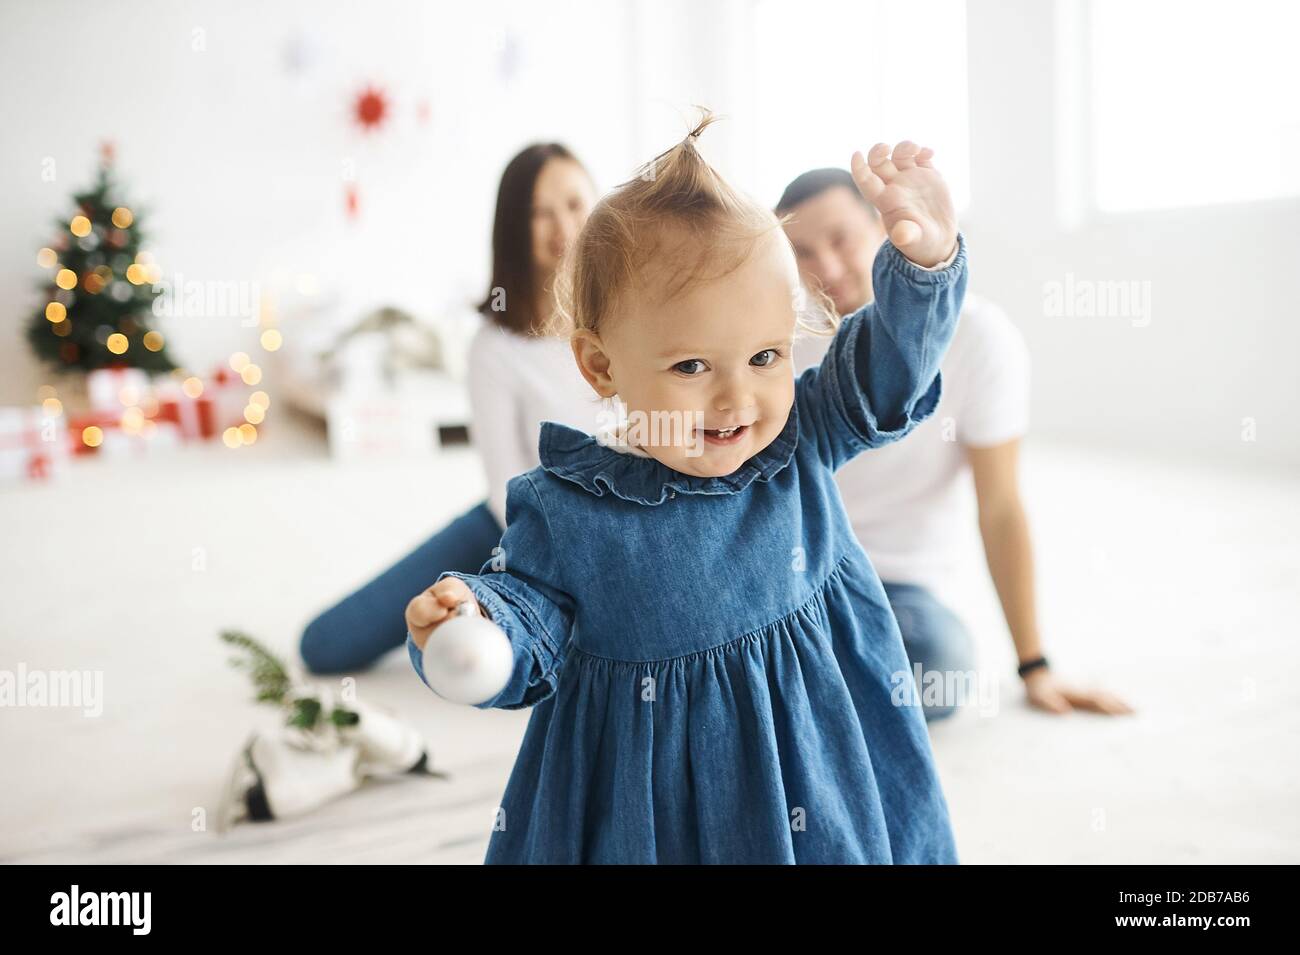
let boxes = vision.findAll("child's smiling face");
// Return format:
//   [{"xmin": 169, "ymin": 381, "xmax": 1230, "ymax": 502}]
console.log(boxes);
[{"xmin": 572, "ymin": 228, "xmax": 801, "ymax": 478}]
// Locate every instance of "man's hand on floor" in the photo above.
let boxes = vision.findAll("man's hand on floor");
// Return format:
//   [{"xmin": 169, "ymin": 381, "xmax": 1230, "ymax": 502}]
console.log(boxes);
[{"xmin": 1023, "ymin": 668, "xmax": 1135, "ymax": 715}]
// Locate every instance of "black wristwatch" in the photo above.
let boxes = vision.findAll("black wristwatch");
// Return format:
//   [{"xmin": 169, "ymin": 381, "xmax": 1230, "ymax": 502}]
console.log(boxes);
[{"xmin": 1017, "ymin": 655, "xmax": 1049, "ymax": 679}]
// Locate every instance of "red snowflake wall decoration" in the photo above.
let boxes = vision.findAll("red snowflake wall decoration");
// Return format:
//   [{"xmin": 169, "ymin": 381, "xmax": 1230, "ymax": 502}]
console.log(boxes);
[{"xmin": 352, "ymin": 85, "xmax": 389, "ymax": 133}]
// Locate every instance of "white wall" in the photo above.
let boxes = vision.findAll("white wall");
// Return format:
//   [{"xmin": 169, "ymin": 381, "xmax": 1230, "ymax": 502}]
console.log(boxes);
[
  {"xmin": 963, "ymin": 0, "xmax": 1300, "ymax": 471},
  {"xmin": 3, "ymin": 0, "xmax": 1296, "ymax": 469}
]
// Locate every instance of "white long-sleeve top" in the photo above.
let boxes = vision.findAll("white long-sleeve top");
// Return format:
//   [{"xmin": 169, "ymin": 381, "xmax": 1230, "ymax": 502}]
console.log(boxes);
[{"xmin": 466, "ymin": 320, "xmax": 606, "ymax": 529}]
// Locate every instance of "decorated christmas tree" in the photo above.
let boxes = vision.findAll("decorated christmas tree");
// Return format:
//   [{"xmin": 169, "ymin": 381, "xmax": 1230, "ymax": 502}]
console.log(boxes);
[{"xmin": 25, "ymin": 143, "xmax": 178, "ymax": 376}]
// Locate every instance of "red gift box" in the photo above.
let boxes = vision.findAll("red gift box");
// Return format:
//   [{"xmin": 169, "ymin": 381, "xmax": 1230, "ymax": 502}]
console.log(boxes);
[
  {"xmin": 67, "ymin": 409, "xmax": 180, "ymax": 457},
  {"xmin": 156, "ymin": 394, "xmax": 217, "ymax": 440},
  {"xmin": 151, "ymin": 366, "xmax": 250, "ymax": 442},
  {"xmin": 67, "ymin": 410, "xmax": 122, "ymax": 456}
]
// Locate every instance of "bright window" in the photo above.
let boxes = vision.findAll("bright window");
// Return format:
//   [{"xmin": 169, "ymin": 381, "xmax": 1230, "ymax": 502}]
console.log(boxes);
[{"xmin": 1090, "ymin": 0, "xmax": 1300, "ymax": 212}]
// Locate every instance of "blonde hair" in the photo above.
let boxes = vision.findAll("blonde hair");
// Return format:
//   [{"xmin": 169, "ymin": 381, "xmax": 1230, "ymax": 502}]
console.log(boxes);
[{"xmin": 550, "ymin": 108, "xmax": 839, "ymax": 342}]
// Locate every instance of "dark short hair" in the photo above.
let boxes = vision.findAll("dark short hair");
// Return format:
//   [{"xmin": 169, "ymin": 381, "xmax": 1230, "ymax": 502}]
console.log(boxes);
[{"xmin": 775, "ymin": 167, "xmax": 878, "ymax": 218}]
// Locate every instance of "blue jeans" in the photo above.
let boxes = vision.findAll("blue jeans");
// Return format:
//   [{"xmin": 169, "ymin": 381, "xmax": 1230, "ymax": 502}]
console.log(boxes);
[
  {"xmin": 299, "ymin": 501, "xmax": 503, "ymax": 674},
  {"xmin": 881, "ymin": 581, "xmax": 976, "ymax": 723}
]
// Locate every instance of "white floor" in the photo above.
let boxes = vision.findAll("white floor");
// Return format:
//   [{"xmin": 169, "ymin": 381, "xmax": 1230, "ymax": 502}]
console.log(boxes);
[{"xmin": 2, "ymin": 410, "xmax": 1297, "ymax": 864}]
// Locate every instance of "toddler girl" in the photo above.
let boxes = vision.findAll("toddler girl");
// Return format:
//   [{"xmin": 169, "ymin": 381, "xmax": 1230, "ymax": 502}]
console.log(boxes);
[{"xmin": 406, "ymin": 114, "xmax": 968, "ymax": 864}]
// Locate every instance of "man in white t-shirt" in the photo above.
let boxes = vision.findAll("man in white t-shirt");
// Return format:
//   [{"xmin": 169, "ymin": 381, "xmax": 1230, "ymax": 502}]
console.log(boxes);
[{"xmin": 778, "ymin": 168, "xmax": 1132, "ymax": 721}]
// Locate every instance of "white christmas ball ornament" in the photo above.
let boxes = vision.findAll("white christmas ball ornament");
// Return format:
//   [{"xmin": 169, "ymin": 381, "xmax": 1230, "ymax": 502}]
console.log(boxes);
[{"xmin": 421, "ymin": 598, "xmax": 514, "ymax": 705}]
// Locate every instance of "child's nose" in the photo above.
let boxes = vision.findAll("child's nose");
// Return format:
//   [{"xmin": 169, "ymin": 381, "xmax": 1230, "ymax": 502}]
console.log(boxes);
[{"xmin": 712, "ymin": 377, "xmax": 756, "ymax": 417}]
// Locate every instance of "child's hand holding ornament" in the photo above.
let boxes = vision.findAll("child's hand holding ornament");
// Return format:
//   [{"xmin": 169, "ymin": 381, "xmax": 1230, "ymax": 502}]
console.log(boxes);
[{"xmin": 406, "ymin": 576, "xmax": 513, "ymax": 705}]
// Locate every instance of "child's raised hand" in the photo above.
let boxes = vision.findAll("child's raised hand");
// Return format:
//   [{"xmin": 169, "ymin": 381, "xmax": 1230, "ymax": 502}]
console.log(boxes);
[
  {"xmin": 406, "ymin": 577, "xmax": 483, "ymax": 650},
  {"xmin": 850, "ymin": 141, "xmax": 958, "ymax": 269}
]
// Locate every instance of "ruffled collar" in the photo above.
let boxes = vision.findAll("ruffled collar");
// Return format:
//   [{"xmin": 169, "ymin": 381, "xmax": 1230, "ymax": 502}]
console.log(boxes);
[{"xmin": 538, "ymin": 406, "xmax": 800, "ymax": 506}]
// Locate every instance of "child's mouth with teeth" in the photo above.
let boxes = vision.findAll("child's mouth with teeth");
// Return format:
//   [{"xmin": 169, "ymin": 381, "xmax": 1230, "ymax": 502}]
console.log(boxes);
[{"xmin": 701, "ymin": 424, "xmax": 750, "ymax": 446}]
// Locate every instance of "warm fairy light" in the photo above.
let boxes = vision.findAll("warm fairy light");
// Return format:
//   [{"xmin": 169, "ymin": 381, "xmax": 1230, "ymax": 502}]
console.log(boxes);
[
  {"xmin": 45, "ymin": 302, "xmax": 66, "ymax": 323},
  {"xmin": 260, "ymin": 329, "xmax": 282, "ymax": 351},
  {"xmin": 106, "ymin": 333, "xmax": 129, "ymax": 354},
  {"xmin": 141, "ymin": 395, "xmax": 159, "ymax": 416},
  {"xmin": 238, "ymin": 423, "xmax": 258, "ymax": 445},
  {"xmin": 37, "ymin": 248, "xmax": 57, "ymax": 268},
  {"xmin": 229, "ymin": 352, "xmax": 250, "ymax": 372},
  {"xmin": 125, "ymin": 263, "xmax": 145, "ymax": 284},
  {"xmin": 52, "ymin": 321, "xmax": 72, "ymax": 337},
  {"xmin": 119, "ymin": 384, "xmax": 140, "ymax": 406},
  {"xmin": 111, "ymin": 207, "xmax": 133, "ymax": 228},
  {"xmin": 70, "ymin": 215, "xmax": 92, "ymax": 237},
  {"xmin": 37, "ymin": 385, "xmax": 57, "ymax": 400},
  {"xmin": 55, "ymin": 268, "xmax": 77, "ymax": 290},
  {"xmin": 222, "ymin": 427, "xmax": 242, "ymax": 448},
  {"xmin": 258, "ymin": 295, "xmax": 277, "ymax": 326},
  {"xmin": 135, "ymin": 251, "xmax": 155, "ymax": 265},
  {"xmin": 182, "ymin": 377, "xmax": 204, "ymax": 398},
  {"xmin": 121, "ymin": 407, "xmax": 144, "ymax": 433},
  {"xmin": 42, "ymin": 397, "xmax": 63, "ymax": 416},
  {"xmin": 82, "ymin": 426, "xmax": 104, "ymax": 448},
  {"xmin": 143, "ymin": 330, "xmax": 164, "ymax": 351},
  {"xmin": 249, "ymin": 390, "xmax": 270, "ymax": 409},
  {"xmin": 243, "ymin": 404, "xmax": 265, "ymax": 424},
  {"xmin": 240, "ymin": 364, "xmax": 262, "ymax": 385},
  {"xmin": 84, "ymin": 273, "xmax": 106, "ymax": 294},
  {"xmin": 143, "ymin": 263, "xmax": 162, "ymax": 284}
]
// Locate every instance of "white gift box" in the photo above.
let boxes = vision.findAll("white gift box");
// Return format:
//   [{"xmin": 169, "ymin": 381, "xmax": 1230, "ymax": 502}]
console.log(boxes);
[
  {"xmin": 324, "ymin": 371, "xmax": 469, "ymax": 462},
  {"xmin": 0, "ymin": 406, "xmax": 68, "ymax": 484},
  {"xmin": 95, "ymin": 420, "xmax": 183, "ymax": 458},
  {"xmin": 86, "ymin": 366, "xmax": 151, "ymax": 413}
]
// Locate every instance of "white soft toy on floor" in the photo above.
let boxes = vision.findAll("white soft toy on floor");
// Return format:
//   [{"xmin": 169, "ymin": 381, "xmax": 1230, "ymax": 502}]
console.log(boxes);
[
  {"xmin": 214, "ymin": 699, "xmax": 443, "ymax": 833},
  {"xmin": 214, "ymin": 630, "xmax": 445, "ymax": 833}
]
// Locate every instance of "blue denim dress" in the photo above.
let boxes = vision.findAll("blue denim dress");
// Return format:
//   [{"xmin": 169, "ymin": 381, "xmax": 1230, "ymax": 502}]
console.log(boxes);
[{"xmin": 408, "ymin": 235, "xmax": 969, "ymax": 864}]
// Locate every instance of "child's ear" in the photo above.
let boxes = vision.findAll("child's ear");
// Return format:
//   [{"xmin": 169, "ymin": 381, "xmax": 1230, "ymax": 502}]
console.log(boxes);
[{"xmin": 571, "ymin": 331, "xmax": 617, "ymax": 398}]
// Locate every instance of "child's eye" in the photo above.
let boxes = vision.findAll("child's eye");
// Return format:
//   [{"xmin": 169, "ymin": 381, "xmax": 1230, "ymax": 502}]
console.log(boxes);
[
  {"xmin": 673, "ymin": 359, "xmax": 707, "ymax": 376},
  {"xmin": 750, "ymin": 349, "xmax": 783, "ymax": 368}
]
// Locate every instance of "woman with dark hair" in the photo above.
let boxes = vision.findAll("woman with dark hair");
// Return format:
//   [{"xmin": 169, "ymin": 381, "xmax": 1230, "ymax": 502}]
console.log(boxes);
[{"xmin": 299, "ymin": 144, "xmax": 600, "ymax": 673}]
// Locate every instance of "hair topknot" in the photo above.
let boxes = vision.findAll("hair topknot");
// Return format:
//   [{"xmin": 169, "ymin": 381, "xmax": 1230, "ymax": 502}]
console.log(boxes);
[
  {"xmin": 627, "ymin": 106, "xmax": 725, "ymax": 196},
  {"xmin": 546, "ymin": 108, "xmax": 832, "ymax": 343},
  {"xmin": 548, "ymin": 107, "xmax": 838, "ymax": 342},
  {"xmin": 686, "ymin": 109, "xmax": 713, "ymax": 139}
]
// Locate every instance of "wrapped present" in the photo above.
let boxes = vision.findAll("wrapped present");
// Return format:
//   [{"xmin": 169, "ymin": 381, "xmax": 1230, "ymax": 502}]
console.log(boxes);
[
  {"xmin": 155, "ymin": 390, "xmax": 218, "ymax": 441},
  {"xmin": 0, "ymin": 406, "xmax": 69, "ymax": 483},
  {"xmin": 68, "ymin": 410, "xmax": 119, "ymax": 457},
  {"xmin": 67, "ymin": 410, "xmax": 181, "ymax": 458},
  {"xmin": 326, "ymin": 391, "xmax": 434, "ymax": 461},
  {"xmin": 86, "ymin": 366, "xmax": 151, "ymax": 413},
  {"xmin": 98, "ymin": 419, "xmax": 180, "ymax": 458},
  {"xmin": 207, "ymin": 364, "xmax": 254, "ymax": 431}
]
